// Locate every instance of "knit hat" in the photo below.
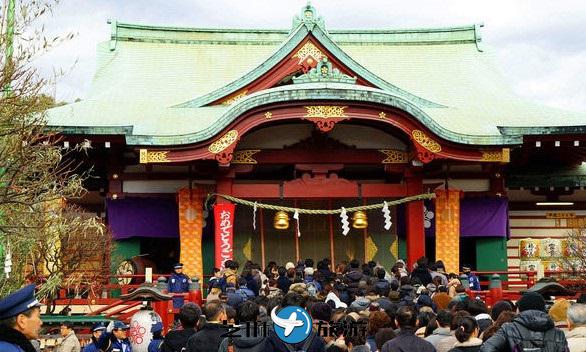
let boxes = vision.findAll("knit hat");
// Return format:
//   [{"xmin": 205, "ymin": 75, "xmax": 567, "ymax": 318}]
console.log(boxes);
[
  {"xmin": 388, "ymin": 291, "xmax": 400, "ymax": 303},
  {"xmin": 490, "ymin": 300, "xmax": 513, "ymax": 321},
  {"xmin": 285, "ymin": 262, "xmax": 295, "ymax": 270},
  {"xmin": 548, "ymin": 298, "xmax": 571, "ymax": 322},
  {"xmin": 517, "ymin": 292, "xmax": 546, "ymax": 312},
  {"xmin": 350, "ymin": 297, "xmax": 371, "ymax": 311}
]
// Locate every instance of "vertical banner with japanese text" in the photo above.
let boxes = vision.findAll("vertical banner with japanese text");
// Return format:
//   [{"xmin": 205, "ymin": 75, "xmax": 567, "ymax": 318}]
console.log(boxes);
[{"xmin": 214, "ymin": 203, "xmax": 235, "ymax": 269}]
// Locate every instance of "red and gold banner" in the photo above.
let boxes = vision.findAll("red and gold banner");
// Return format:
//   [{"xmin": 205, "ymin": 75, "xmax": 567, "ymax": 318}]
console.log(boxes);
[
  {"xmin": 214, "ymin": 203, "xmax": 235, "ymax": 269},
  {"xmin": 178, "ymin": 188, "xmax": 204, "ymax": 279},
  {"xmin": 435, "ymin": 189, "xmax": 461, "ymax": 274}
]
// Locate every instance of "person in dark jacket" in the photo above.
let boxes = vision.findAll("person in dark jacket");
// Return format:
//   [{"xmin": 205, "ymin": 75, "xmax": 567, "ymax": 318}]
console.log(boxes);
[
  {"xmin": 381, "ymin": 305, "xmax": 435, "ymax": 352},
  {"xmin": 148, "ymin": 322, "xmax": 164, "ymax": 352},
  {"xmin": 462, "ymin": 266, "xmax": 481, "ymax": 291},
  {"xmin": 276, "ymin": 266, "xmax": 292, "ymax": 294},
  {"xmin": 0, "ymin": 285, "xmax": 43, "ymax": 352},
  {"xmin": 411, "ymin": 257, "xmax": 433, "ymax": 286},
  {"xmin": 186, "ymin": 301, "xmax": 229, "ymax": 352},
  {"xmin": 219, "ymin": 301, "xmax": 266, "ymax": 352},
  {"xmin": 448, "ymin": 316, "xmax": 482, "ymax": 352},
  {"xmin": 374, "ymin": 268, "xmax": 391, "ymax": 297},
  {"xmin": 161, "ymin": 303, "xmax": 201, "ymax": 352},
  {"xmin": 345, "ymin": 260, "xmax": 366, "ymax": 300},
  {"xmin": 480, "ymin": 292, "xmax": 569, "ymax": 352}
]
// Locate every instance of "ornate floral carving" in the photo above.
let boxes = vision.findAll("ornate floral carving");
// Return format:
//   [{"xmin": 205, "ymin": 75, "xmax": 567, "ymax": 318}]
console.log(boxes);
[
  {"xmin": 264, "ymin": 111, "xmax": 272, "ymax": 119},
  {"xmin": 378, "ymin": 149, "xmax": 408, "ymax": 164},
  {"xmin": 480, "ymin": 148, "xmax": 510, "ymax": 162},
  {"xmin": 292, "ymin": 58, "xmax": 356, "ymax": 84},
  {"xmin": 222, "ymin": 91, "xmax": 248, "ymax": 105},
  {"xmin": 304, "ymin": 106, "xmax": 347, "ymax": 119},
  {"xmin": 215, "ymin": 151, "xmax": 233, "ymax": 165},
  {"xmin": 293, "ymin": 42, "xmax": 326, "ymax": 64},
  {"xmin": 412, "ymin": 130, "xmax": 442, "ymax": 153},
  {"xmin": 208, "ymin": 130, "xmax": 239, "ymax": 154},
  {"xmin": 379, "ymin": 112, "xmax": 387, "ymax": 119},
  {"xmin": 139, "ymin": 149, "xmax": 170, "ymax": 163},
  {"xmin": 232, "ymin": 150, "xmax": 260, "ymax": 164}
]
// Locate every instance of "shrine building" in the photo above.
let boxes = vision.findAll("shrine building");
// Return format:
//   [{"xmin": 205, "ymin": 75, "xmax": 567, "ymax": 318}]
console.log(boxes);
[{"xmin": 46, "ymin": 4, "xmax": 586, "ymax": 282}]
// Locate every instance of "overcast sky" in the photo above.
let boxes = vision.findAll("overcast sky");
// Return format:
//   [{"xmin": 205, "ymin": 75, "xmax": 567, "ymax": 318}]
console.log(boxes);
[{"xmin": 34, "ymin": 0, "xmax": 586, "ymax": 112}]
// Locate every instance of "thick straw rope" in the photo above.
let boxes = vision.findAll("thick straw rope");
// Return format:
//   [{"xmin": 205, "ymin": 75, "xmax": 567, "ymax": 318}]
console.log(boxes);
[{"xmin": 206, "ymin": 192, "xmax": 436, "ymax": 214}]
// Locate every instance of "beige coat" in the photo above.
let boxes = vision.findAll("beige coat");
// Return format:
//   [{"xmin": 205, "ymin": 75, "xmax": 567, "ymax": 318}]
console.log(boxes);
[
  {"xmin": 56, "ymin": 331, "xmax": 81, "ymax": 352},
  {"xmin": 567, "ymin": 326, "xmax": 586, "ymax": 352}
]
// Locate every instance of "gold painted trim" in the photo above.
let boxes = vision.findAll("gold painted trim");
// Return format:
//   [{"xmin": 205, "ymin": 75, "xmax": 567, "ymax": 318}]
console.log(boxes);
[
  {"xmin": 293, "ymin": 42, "xmax": 327, "ymax": 64},
  {"xmin": 412, "ymin": 130, "xmax": 442, "ymax": 153},
  {"xmin": 208, "ymin": 130, "xmax": 239, "ymax": 154},
  {"xmin": 222, "ymin": 90, "xmax": 248, "ymax": 105},
  {"xmin": 378, "ymin": 112, "xmax": 387, "ymax": 119},
  {"xmin": 480, "ymin": 148, "xmax": 510, "ymax": 163},
  {"xmin": 304, "ymin": 106, "xmax": 347, "ymax": 119},
  {"xmin": 264, "ymin": 111, "xmax": 273, "ymax": 119},
  {"xmin": 379, "ymin": 149, "xmax": 409, "ymax": 164},
  {"xmin": 232, "ymin": 150, "xmax": 261, "ymax": 164},
  {"xmin": 139, "ymin": 149, "xmax": 170, "ymax": 163}
]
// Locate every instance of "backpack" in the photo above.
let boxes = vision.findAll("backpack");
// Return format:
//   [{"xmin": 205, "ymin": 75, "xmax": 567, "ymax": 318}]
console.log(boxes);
[
  {"xmin": 306, "ymin": 281, "xmax": 318, "ymax": 297},
  {"xmin": 218, "ymin": 273, "xmax": 236, "ymax": 292},
  {"xmin": 284, "ymin": 331, "xmax": 316, "ymax": 352}
]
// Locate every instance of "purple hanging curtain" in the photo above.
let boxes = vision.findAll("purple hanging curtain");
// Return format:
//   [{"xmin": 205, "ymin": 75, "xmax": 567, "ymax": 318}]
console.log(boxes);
[
  {"xmin": 459, "ymin": 197, "xmax": 509, "ymax": 238},
  {"xmin": 107, "ymin": 197, "xmax": 179, "ymax": 239}
]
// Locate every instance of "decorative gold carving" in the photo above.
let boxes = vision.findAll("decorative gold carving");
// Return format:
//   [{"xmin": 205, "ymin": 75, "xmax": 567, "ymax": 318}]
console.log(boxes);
[
  {"xmin": 412, "ymin": 130, "xmax": 442, "ymax": 153},
  {"xmin": 293, "ymin": 42, "xmax": 327, "ymax": 64},
  {"xmin": 243, "ymin": 238, "xmax": 252, "ymax": 261},
  {"xmin": 379, "ymin": 112, "xmax": 387, "ymax": 119},
  {"xmin": 222, "ymin": 90, "xmax": 248, "ymax": 105},
  {"xmin": 480, "ymin": 148, "xmax": 510, "ymax": 163},
  {"xmin": 264, "ymin": 111, "xmax": 272, "ymax": 119},
  {"xmin": 365, "ymin": 236, "xmax": 378, "ymax": 262},
  {"xmin": 304, "ymin": 106, "xmax": 347, "ymax": 119},
  {"xmin": 379, "ymin": 149, "xmax": 409, "ymax": 164},
  {"xmin": 232, "ymin": 150, "xmax": 260, "ymax": 164},
  {"xmin": 139, "ymin": 149, "xmax": 170, "ymax": 163},
  {"xmin": 208, "ymin": 130, "xmax": 239, "ymax": 154}
]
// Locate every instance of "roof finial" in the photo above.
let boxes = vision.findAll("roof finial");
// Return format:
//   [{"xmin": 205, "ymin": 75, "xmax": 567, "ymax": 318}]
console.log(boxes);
[{"xmin": 291, "ymin": 1, "xmax": 326, "ymax": 33}]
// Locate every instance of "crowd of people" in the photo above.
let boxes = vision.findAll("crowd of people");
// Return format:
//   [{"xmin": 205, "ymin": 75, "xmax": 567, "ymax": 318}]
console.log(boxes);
[{"xmin": 2, "ymin": 257, "xmax": 586, "ymax": 352}]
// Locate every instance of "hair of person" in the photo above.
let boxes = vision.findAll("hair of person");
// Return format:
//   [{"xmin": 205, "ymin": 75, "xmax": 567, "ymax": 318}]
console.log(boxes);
[
  {"xmin": 178, "ymin": 303, "xmax": 202, "ymax": 328},
  {"xmin": 424, "ymin": 317, "xmax": 438, "ymax": 337},
  {"xmin": 237, "ymin": 301, "xmax": 259, "ymax": 322},
  {"xmin": 237, "ymin": 277, "xmax": 248, "ymax": 287},
  {"xmin": 376, "ymin": 268, "xmax": 386, "ymax": 280},
  {"xmin": 417, "ymin": 256, "xmax": 429, "ymax": 267},
  {"xmin": 282, "ymin": 292, "xmax": 306, "ymax": 308},
  {"xmin": 455, "ymin": 284, "xmax": 466, "ymax": 293},
  {"xmin": 430, "ymin": 264, "xmax": 438, "ymax": 271},
  {"xmin": 375, "ymin": 328, "xmax": 396, "ymax": 349},
  {"xmin": 450, "ymin": 310, "xmax": 471, "ymax": 330},
  {"xmin": 448, "ymin": 273, "xmax": 458, "ymax": 279},
  {"xmin": 349, "ymin": 259, "xmax": 360, "ymax": 269},
  {"xmin": 577, "ymin": 294, "xmax": 586, "ymax": 304},
  {"xmin": 366, "ymin": 311, "xmax": 392, "ymax": 336},
  {"xmin": 0, "ymin": 307, "xmax": 37, "ymax": 329},
  {"xmin": 310, "ymin": 302, "xmax": 333, "ymax": 322},
  {"xmin": 482, "ymin": 311, "xmax": 516, "ymax": 342},
  {"xmin": 432, "ymin": 276, "xmax": 443, "ymax": 286},
  {"xmin": 277, "ymin": 266, "xmax": 287, "ymax": 277},
  {"xmin": 345, "ymin": 334, "xmax": 367, "ymax": 348},
  {"xmin": 60, "ymin": 321, "xmax": 74, "ymax": 329},
  {"xmin": 305, "ymin": 258, "xmax": 314, "ymax": 268},
  {"xmin": 567, "ymin": 303, "xmax": 586, "ymax": 326},
  {"xmin": 224, "ymin": 304, "xmax": 237, "ymax": 321},
  {"xmin": 212, "ymin": 267, "xmax": 220, "ymax": 274},
  {"xmin": 436, "ymin": 309, "xmax": 454, "ymax": 328},
  {"xmin": 396, "ymin": 305, "xmax": 417, "ymax": 329},
  {"xmin": 204, "ymin": 300, "xmax": 226, "ymax": 321},
  {"xmin": 490, "ymin": 300, "xmax": 513, "ymax": 321},
  {"xmin": 454, "ymin": 301, "xmax": 468, "ymax": 312},
  {"xmin": 467, "ymin": 300, "xmax": 488, "ymax": 316},
  {"xmin": 286, "ymin": 267, "xmax": 296, "ymax": 278},
  {"xmin": 438, "ymin": 285, "xmax": 448, "ymax": 293},
  {"xmin": 390, "ymin": 281, "xmax": 399, "ymax": 292},
  {"xmin": 417, "ymin": 311, "xmax": 436, "ymax": 329},
  {"xmin": 454, "ymin": 316, "xmax": 478, "ymax": 343}
]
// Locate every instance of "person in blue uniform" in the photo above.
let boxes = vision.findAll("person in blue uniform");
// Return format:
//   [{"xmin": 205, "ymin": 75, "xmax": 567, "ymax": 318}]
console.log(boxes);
[
  {"xmin": 168, "ymin": 263, "xmax": 190, "ymax": 308},
  {"xmin": 148, "ymin": 322, "xmax": 164, "ymax": 352},
  {"xmin": 96, "ymin": 321, "xmax": 132, "ymax": 352},
  {"xmin": 82, "ymin": 323, "xmax": 106, "ymax": 352},
  {"xmin": 462, "ymin": 265, "xmax": 481, "ymax": 291},
  {"xmin": 0, "ymin": 284, "xmax": 43, "ymax": 352}
]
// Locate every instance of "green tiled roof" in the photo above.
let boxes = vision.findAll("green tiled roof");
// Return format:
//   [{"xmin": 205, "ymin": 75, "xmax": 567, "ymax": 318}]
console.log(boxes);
[{"xmin": 46, "ymin": 6, "xmax": 586, "ymax": 146}]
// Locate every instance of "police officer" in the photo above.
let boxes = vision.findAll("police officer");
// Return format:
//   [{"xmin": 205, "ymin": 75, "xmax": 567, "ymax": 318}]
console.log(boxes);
[
  {"xmin": 96, "ymin": 321, "xmax": 132, "ymax": 352},
  {"xmin": 462, "ymin": 265, "xmax": 481, "ymax": 291},
  {"xmin": 0, "ymin": 284, "xmax": 43, "ymax": 352},
  {"xmin": 82, "ymin": 323, "xmax": 106, "ymax": 352},
  {"xmin": 168, "ymin": 263, "xmax": 190, "ymax": 308}
]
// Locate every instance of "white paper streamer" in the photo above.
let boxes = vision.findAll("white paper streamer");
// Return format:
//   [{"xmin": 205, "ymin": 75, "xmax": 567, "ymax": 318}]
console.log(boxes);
[
  {"xmin": 253, "ymin": 201, "xmax": 258, "ymax": 230},
  {"xmin": 4, "ymin": 247, "xmax": 12, "ymax": 279},
  {"xmin": 293, "ymin": 209, "xmax": 301, "ymax": 237},
  {"xmin": 382, "ymin": 201, "xmax": 392, "ymax": 230},
  {"xmin": 340, "ymin": 207, "xmax": 350, "ymax": 236}
]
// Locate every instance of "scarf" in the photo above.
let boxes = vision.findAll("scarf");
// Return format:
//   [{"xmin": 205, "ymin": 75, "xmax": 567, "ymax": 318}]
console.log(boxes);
[{"xmin": 0, "ymin": 326, "xmax": 37, "ymax": 352}]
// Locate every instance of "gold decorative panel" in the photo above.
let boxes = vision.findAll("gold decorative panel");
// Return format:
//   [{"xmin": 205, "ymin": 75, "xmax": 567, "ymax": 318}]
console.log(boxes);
[
  {"xmin": 208, "ymin": 130, "xmax": 239, "ymax": 154},
  {"xmin": 139, "ymin": 149, "xmax": 170, "ymax": 164},
  {"xmin": 304, "ymin": 106, "xmax": 347, "ymax": 119},
  {"xmin": 379, "ymin": 149, "xmax": 409, "ymax": 164},
  {"xmin": 232, "ymin": 150, "xmax": 260, "ymax": 164},
  {"xmin": 222, "ymin": 90, "xmax": 248, "ymax": 105},
  {"xmin": 480, "ymin": 148, "xmax": 510, "ymax": 162},
  {"xmin": 365, "ymin": 236, "xmax": 378, "ymax": 262},
  {"xmin": 412, "ymin": 130, "xmax": 442, "ymax": 153},
  {"xmin": 243, "ymin": 238, "xmax": 252, "ymax": 261},
  {"xmin": 293, "ymin": 42, "xmax": 327, "ymax": 64}
]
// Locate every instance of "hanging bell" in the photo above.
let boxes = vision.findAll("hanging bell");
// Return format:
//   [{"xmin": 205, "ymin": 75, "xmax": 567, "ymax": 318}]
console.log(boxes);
[
  {"xmin": 274, "ymin": 211, "xmax": 290, "ymax": 230},
  {"xmin": 352, "ymin": 211, "xmax": 368, "ymax": 229}
]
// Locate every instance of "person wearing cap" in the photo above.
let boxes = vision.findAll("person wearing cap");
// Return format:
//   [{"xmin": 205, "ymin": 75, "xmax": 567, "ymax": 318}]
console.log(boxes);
[
  {"xmin": 481, "ymin": 292, "xmax": 568, "ymax": 352},
  {"xmin": 81, "ymin": 323, "xmax": 106, "ymax": 352},
  {"xmin": 148, "ymin": 322, "xmax": 164, "ymax": 352},
  {"xmin": 96, "ymin": 320, "xmax": 132, "ymax": 352},
  {"xmin": 0, "ymin": 284, "xmax": 43, "ymax": 352},
  {"xmin": 168, "ymin": 263, "xmax": 190, "ymax": 309},
  {"xmin": 461, "ymin": 265, "xmax": 481, "ymax": 291},
  {"xmin": 55, "ymin": 322, "xmax": 81, "ymax": 352}
]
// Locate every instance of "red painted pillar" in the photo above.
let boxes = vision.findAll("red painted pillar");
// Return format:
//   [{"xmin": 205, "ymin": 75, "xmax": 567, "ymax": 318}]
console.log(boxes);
[
  {"xmin": 216, "ymin": 177, "xmax": 233, "ymax": 204},
  {"xmin": 405, "ymin": 172, "xmax": 425, "ymax": 270}
]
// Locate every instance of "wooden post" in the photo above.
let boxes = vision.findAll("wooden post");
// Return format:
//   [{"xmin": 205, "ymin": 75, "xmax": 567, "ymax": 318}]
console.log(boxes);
[{"xmin": 405, "ymin": 172, "xmax": 425, "ymax": 269}]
